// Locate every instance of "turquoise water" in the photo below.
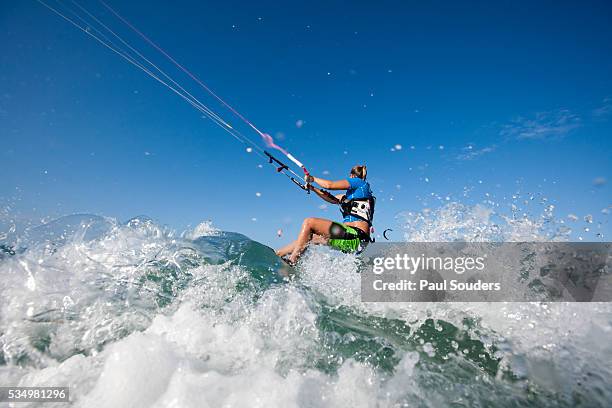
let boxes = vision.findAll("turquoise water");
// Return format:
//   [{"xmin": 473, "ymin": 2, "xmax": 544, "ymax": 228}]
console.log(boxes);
[{"xmin": 0, "ymin": 214, "xmax": 610, "ymax": 407}]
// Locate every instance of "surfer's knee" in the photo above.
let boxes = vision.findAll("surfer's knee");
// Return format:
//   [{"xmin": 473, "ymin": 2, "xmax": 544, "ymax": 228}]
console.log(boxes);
[{"xmin": 302, "ymin": 217, "xmax": 315, "ymax": 228}]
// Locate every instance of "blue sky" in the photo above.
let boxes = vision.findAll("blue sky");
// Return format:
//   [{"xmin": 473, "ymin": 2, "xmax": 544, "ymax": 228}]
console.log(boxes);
[{"xmin": 1, "ymin": 0, "xmax": 611, "ymax": 246}]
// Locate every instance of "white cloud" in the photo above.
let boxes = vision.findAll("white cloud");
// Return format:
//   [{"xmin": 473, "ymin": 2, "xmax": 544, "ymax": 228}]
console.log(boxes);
[
  {"xmin": 593, "ymin": 177, "xmax": 606, "ymax": 187},
  {"xmin": 593, "ymin": 97, "xmax": 612, "ymax": 119},
  {"xmin": 456, "ymin": 145, "xmax": 495, "ymax": 161},
  {"xmin": 500, "ymin": 109, "xmax": 581, "ymax": 140}
]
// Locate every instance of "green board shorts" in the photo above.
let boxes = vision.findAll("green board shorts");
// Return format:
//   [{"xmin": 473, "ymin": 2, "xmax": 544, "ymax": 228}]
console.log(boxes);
[{"xmin": 328, "ymin": 222, "xmax": 370, "ymax": 253}]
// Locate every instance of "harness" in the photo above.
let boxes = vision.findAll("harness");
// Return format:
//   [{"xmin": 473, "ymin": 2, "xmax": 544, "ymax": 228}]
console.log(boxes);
[{"xmin": 340, "ymin": 195, "xmax": 376, "ymax": 225}]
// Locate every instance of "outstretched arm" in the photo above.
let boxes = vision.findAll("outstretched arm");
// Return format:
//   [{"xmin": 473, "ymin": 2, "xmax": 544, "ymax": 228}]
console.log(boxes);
[
  {"xmin": 310, "ymin": 176, "xmax": 350, "ymax": 190},
  {"xmin": 310, "ymin": 186, "xmax": 341, "ymax": 204}
]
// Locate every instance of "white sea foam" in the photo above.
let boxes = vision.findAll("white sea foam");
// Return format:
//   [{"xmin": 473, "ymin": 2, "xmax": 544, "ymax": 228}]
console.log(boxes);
[
  {"xmin": 0, "ymin": 208, "xmax": 610, "ymax": 407},
  {"xmin": 183, "ymin": 220, "xmax": 220, "ymax": 239}
]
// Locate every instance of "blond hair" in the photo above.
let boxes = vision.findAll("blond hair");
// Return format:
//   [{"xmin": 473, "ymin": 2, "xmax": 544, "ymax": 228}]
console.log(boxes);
[{"xmin": 350, "ymin": 165, "xmax": 367, "ymax": 180}]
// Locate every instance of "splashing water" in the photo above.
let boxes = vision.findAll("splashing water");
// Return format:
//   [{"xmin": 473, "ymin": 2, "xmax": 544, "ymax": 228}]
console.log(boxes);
[
  {"xmin": 0, "ymin": 207, "xmax": 611, "ymax": 407},
  {"xmin": 182, "ymin": 220, "xmax": 220, "ymax": 240}
]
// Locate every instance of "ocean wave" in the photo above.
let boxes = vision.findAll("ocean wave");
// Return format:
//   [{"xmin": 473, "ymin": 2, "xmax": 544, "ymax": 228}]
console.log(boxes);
[{"xmin": 0, "ymin": 210, "xmax": 610, "ymax": 407}]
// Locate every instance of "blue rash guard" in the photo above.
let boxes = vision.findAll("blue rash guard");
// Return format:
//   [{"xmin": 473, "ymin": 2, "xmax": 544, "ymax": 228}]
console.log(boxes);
[{"xmin": 343, "ymin": 178, "xmax": 373, "ymax": 223}]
